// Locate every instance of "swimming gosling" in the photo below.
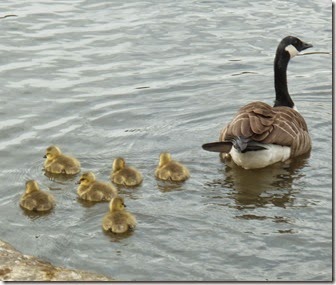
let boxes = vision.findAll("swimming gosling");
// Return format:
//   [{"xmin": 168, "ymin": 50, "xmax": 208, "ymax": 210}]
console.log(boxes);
[
  {"xmin": 155, "ymin": 152, "xmax": 190, "ymax": 182},
  {"xmin": 77, "ymin": 172, "xmax": 118, "ymax": 202},
  {"xmin": 43, "ymin": 145, "xmax": 81, "ymax": 174},
  {"xmin": 20, "ymin": 180, "xmax": 55, "ymax": 211},
  {"xmin": 111, "ymin": 157, "xmax": 143, "ymax": 187},
  {"xmin": 102, "ymin": 196, "xmax": 136, "ymax": 233}
]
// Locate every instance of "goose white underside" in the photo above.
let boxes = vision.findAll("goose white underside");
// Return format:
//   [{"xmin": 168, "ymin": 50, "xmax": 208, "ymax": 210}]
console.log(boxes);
[{"xmin": 229, "ymin": 144, "xmax": 291, "ymax": 169}]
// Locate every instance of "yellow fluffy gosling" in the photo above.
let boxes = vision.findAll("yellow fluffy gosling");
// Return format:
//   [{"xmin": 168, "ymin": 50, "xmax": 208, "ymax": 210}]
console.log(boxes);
[
  {"xmin": 77, "ymin": 172, "xmax": 117, "ymax": 202},
  {"xmin": 102, "ymin": 196, "xmax": 136, "ymax": 233},
  {"xmin": 43, "ymin": 145, "xmax": 81, "ymax": 174},
  {"xmin": 20, "ymin": 180, "xmax": 55, "ymax": 211},
  {"xmin": 111, "ymin": 157, "xmax": 143, "ymax": 187},
  {"xmin": 155, "ymin": 152, "xmax": 190, "ymax": 182}
]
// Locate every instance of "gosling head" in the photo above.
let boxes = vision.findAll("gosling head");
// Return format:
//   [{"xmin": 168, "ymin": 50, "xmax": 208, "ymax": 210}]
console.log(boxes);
[
  {"xmin": 76, "ymin": 172, "xmax": 96, "ymax": 186},
  {"xmin": 25, "ymin": 180, "xmax": 40, "ymax": 194},
  {"xmin": 112, "ymin": 157, "xmax": 126, "ymax": 172},
  {"xmin": 158, "ymin": 152, "xmax": 172, "ymax": 167},
  {"xmin": 109, "ymin": 196, "xmax": 126, "ymax": 212},
  {"xmin": 44, "ymin": 145, "xmax": 62, "ymax": 160}
]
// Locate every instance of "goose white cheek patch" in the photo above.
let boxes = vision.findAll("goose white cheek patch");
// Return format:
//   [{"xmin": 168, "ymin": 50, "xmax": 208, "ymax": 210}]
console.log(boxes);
[{"xmin": 285, "ymin": 44, "xmax": 299, "ymax": 58}]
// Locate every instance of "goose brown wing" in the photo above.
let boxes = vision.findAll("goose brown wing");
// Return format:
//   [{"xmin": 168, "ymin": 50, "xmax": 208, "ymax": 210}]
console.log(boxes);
[{"xmin": 220, "ymin": 101, "xmax": 311, "ymax": 156}]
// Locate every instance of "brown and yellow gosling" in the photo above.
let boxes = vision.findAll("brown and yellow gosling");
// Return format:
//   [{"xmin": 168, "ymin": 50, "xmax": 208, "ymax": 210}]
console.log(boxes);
[
  {"xmin": 155, "ymin": 152, "xmax": 190, "ymax": 182},
  {"xmin": 111, "ymin": 157, "xmax": 143, "ymax": 187},
  {"xmin": 77, "ymin": 172, "xmax": 118, "ymax": 202},
  {"xmin": 20, "ymin": 180, "xmax": 55, "ymax": 211},
  {"xmin": 43, "ymin": 145, "xmax": 81, "ymax": 174},
  {"xmin": 102, "ymin": 196, "xmax": 136, "ymax": 233}
]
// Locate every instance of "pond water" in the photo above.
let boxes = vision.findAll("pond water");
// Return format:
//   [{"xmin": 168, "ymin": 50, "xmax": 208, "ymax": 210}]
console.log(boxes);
[{"xmin": 0, "ymin": 0, "xmax": 332, "ymax": 281}]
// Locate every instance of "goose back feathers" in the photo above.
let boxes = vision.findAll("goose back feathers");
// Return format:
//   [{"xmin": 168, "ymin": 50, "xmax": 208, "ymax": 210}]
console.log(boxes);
[{"xmin": 219, "ymin": 101, "xmax": 311, "ymax": 157}]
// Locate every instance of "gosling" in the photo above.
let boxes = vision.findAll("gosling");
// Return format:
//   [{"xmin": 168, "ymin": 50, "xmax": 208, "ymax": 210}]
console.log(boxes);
[
  {"xmin": 155, "ymin": 152, "xmax": 190, "ymax": 182},
  {"xmin": 102, "ymin": 196, "xmax": 136, "ymax": 233},
  {"xmin": 77, "ymin": 172, "xmax": 118, "ymax": 202},
  {"xmin": 111, "ymin": 157, "xmax": 143, "ymax": 187},
  {"xmin": 43, "ymin": 145, "xmax": 81, "ymax": 174},
  {"xmin": 20, "ymin": 180, "xmax": 55, "ymax": 211}
]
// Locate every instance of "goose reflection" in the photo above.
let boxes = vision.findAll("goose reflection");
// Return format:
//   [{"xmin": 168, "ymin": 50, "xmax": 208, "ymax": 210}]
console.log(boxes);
[{"xmin": 208, "ymin": 152, "xmax": 310, "ymax": 210}]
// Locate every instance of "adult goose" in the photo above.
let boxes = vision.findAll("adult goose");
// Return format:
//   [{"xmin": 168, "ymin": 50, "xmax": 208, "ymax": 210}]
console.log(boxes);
[{"xmin": 202, "ymin": 36, "xmax": 313, "ymax": 169}]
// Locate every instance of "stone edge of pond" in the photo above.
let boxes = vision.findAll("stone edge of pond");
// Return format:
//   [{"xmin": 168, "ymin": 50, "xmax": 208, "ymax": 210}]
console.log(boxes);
[{"xmin": 0, "ymin": 239, "xmax": 114, "ymax": 281}]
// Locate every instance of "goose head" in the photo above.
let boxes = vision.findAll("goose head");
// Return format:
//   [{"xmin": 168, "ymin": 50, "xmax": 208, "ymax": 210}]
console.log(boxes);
[
  {"xmin": 277, "ymin": 36, "xmax": 313, "ymax": 60},
  {"xmin": 44, "ymin": 145, "xmax": 62, "ymax": 160},
  {"xmin": 25, "ymin": 180, "xmax": 40, "ymax": 194},
  {"xmin": 273, "ymin": 36, "xmax": 313, "ymax": 108},
  {"xmin": 112, "ymin": 157, "xmax": 126, "ymax": 172},
  {"xmin": 76, "ymin": 172, "xmax": 96, "ymax": 186},
  {"xmin": 109, "ymin": 196, "xmax": 126, "ymax": 212}
]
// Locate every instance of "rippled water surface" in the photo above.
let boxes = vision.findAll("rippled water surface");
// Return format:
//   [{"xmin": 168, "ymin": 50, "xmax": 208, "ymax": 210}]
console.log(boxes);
[{"xmin": 0, "ymin": 0, "xmax": 332, "ymax": 281}]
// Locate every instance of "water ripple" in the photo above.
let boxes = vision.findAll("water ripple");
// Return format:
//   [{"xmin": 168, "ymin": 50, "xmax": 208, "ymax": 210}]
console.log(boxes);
[{"xmin": 0, "ymin": 0, "xmax": 331, "ymax": 281}]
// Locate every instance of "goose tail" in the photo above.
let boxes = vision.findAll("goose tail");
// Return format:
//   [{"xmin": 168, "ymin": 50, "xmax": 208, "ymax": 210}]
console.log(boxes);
[
  {"xmin": 202, "ymin": 141, "xmax": 232, "ymax": 153},
  {"xmin": 202, "ymin": 137, "xmax": 267, "ymax": 153},
  {"xmin": 231, "ymin": 137, "xmax": 267, "ymax": 153}
]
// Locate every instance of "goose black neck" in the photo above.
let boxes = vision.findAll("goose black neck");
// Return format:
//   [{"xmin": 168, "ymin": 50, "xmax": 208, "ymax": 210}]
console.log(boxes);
[{"xmin": 273, "ymin": 51, "xmax": 294, "ymax": 108}]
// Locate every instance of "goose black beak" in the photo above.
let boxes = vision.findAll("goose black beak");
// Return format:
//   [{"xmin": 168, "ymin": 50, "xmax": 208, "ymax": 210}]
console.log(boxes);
[
  {"xmin": 301, "ymin": 42, "xmax": 313, "ymax": 51},
  {"xmin": 43, "ymin": 155, "xmax": 47, "ymax": 158}
]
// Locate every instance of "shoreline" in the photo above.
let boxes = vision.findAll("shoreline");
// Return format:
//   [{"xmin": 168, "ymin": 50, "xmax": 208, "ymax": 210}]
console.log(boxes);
[{"xmin": 0, "ymin": 239, "xmax": 113, "ymax": 281}]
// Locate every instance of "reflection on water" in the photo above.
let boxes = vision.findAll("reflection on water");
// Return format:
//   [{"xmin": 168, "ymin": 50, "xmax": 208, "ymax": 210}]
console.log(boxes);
[
  {"xmin": 116, "ymin": 188, "xmax": 142, "ymax": 201},
  {"xmin": 0, "ymin": 0, "xmax": 331, "ymax": 281},
  {"xmin": 43, "ymin": 170, "xmax": 80, "ymax": 185},
  {"xmin": 20, "ymin": 207, "xmax": 55, "ymax": 220},
  {"xmin": 102, "ymin": 228, "xmax": 135, "ymax": 242},
  {"xmin": 206, "ymin": 152, "xmax": 310, "ymax": 210},
  {"xmin": 156, "ymin": 180, "xmax": 185, "ymax": 192},
  {"xmin": 76, "ymin": 197, "xmax": 103, "ymax": 208}
]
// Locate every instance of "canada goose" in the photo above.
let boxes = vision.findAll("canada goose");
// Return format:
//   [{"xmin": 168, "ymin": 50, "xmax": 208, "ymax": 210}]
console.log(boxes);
[
  {"xmin": 202, "ymin": 36, "xmax": 313, "ymax": 169},
  {"xmin": 43, "ymin": 145, "xmax": 81, "ymax": 174},
  {"xmin": 102, "ymin": 196, "xmax": 136, "ymax": 233},
  {"xmin": 155, "ymin": 152, "xmax": 190, "ymax": 182},
  {"xmin": 111, "ymin": 157, "xmax": 143, "ymax": 187},
  {"xmin": 20, "ymin": 180, "xmax": 55, "ymax": 211},
  {"xmin": 77, "ymin": 172, "xmax": 118, "ymax": 202}
]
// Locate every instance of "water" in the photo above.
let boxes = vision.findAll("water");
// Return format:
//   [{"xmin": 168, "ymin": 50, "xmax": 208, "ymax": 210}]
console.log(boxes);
[{"xmin": 0, "ymin": 0, "xmax": 332, "ymax": 281}]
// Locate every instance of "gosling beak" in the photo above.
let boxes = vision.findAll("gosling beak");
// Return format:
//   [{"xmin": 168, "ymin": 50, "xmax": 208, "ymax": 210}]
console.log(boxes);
[
  {"xmin": 76, "ymin": 180, "xmax": 81, "ymax": 185},
  {"xmin": 43, "ymin": 155, "xmax": 47, "ymax": 158}
]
